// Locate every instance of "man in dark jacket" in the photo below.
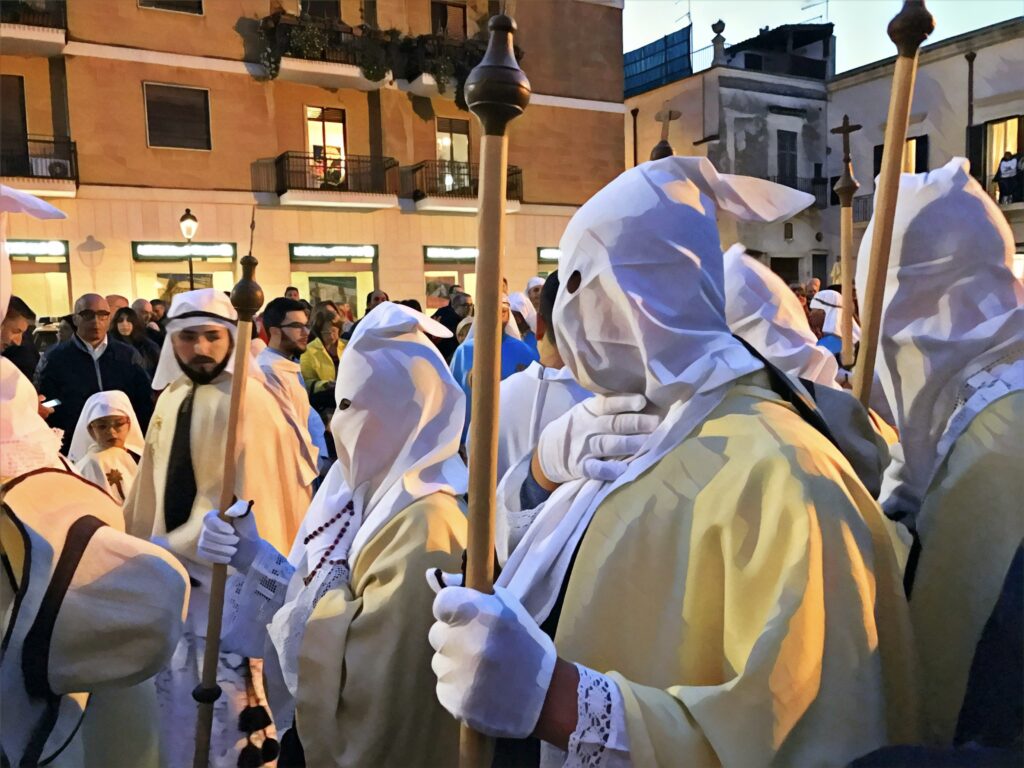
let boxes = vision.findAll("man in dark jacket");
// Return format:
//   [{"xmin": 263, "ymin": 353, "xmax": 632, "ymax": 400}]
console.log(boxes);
[
  {"xmin": 431, "ymin": 291, "xmax": 473, "ymax": 362},
  {"xmin": 34, "ymin": 293, "xmax": 154, "ymax": 453},
  {"xmin": 1, "ymin": 296, "xmax": 39, "ymax": 380}
]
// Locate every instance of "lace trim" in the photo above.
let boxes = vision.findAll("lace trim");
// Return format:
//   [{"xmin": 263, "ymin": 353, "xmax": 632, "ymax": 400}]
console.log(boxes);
[
  {"xmin": 222, "ymin": 543, "xmax": 294, "ymax": 657},
  {"xmin": 566, "ymin": 665, "xmax": 615, "ymax": 767},
  {"xmin": 937, "ymin": 358, "xmax": 1024, "ymax": 468}
]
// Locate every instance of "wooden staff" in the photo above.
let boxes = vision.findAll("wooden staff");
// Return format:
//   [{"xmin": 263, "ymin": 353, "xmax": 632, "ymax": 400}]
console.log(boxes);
[
  {"xmin": 831, "ymin": 114, "xmax": 862, "ymax": 370},
  {"xmin": 461, "ymin": 13, "xmax": 530, "ymax": 768},
  {"xmin": 192, "ymin": 253, "xmax": 264, "ymax": 768},
  {"xmin": 853, "ymin": 0, "xmax": 934, "ymax": 405}
]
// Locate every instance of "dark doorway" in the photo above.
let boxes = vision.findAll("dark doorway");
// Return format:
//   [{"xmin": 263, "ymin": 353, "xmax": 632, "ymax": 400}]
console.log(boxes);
[
  {"xmin": 1, "ymin": 75, "xmax": 29, "ymax": 176},
  {"xmin": 770, "ymin": 257, "xmax": 801, "ymax": 284}
]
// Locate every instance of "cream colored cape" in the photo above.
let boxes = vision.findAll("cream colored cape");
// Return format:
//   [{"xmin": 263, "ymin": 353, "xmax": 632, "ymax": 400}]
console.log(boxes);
[
  {"xmin": 909, "ymin": 390, "xmax": 1024, "ymax": 744},
  {"xmin": 256, "ymin": 347, "xmax": 319, "ymax": 486},
  {"xmin": 290, "ymin": 493, "xmax": 466, "ymax": 767},
  {"xmin": 124, "ymin": 371, "xmax": 310, "ymax": 564},
  {"xmin": 552, "ymin": 381, "xmax": 920, "ymax": 767},
  {"xmin": 74, "ymin": 446, "xmax": 139, "ymax": 505}
]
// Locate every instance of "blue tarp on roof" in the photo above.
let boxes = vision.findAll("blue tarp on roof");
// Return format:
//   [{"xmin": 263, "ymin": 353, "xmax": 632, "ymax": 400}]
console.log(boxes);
[{"xmin": 624, "ymin": 26, "xmax": 693, "ymax": 98}]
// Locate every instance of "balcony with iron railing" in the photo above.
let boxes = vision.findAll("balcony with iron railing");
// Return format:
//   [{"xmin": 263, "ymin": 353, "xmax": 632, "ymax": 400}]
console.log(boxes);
[
  {"xmin": 0, "ymin": 135, "xmax": 78, "ymax": 197},
  {"xmin": 274, "ymin": 151, "xmax": 400, "ymax": 209},
  {"xmin": 767, "ymin": 176, "xmax": 829, "ymax": 209},
  {"xmin": 0, "ymin": 1, "xmax": 66, "ymax": 56},
  {"xmin": 400, "ymin": 160, "xmax": 523, "ymax": 213}
]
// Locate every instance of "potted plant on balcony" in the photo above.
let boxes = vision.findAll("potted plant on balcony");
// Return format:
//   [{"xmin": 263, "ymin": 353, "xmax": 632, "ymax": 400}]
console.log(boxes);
[{"xmin": 290, "ymin": 14, "xmax": 329, "ymax": 60}]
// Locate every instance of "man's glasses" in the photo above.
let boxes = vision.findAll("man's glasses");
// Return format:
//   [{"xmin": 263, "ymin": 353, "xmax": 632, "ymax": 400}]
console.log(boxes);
[
  {"xmin": 77, "ymin": 310, "xmax": 111, "ymax": 322},
  {"xmin": 280, "ymin": 322, "xmax": 309, "ymax": 332}
]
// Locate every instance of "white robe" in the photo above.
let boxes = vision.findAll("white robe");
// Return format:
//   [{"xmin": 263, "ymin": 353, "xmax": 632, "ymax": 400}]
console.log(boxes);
[
  {"xmin": 257, "ymin": 347, "xmax": 326, "ymax": 482},
  {"xmin": 74, "ymin": 446, "xmax": 139, "ymax": 504},
  {"xmin": 123, "ymin": 370, "xmax": 310, "ymax": 768}
]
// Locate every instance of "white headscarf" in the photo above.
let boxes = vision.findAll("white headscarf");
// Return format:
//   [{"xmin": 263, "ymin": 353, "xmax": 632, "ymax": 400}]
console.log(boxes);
[
  {"xmin": 724, "ymin": 245, "xmax": 840, "ymax": 388},
  {"xmin": 319, "ymin": 302, "xmax": 468, "ymax": 566},
  {"xmin": 67, "ymin": 391, "xmax": 145, "ymax": 463},
  {"xmin": 497, "ymin": 156, "xmax": 815, "ymax": 622},
  {"xmin": 810, "ymin": 288, "xmax": 860, "ymax": 341},
  {"xmin": 526, "ymin": 276, "xmax": 545, "ymax": 293},
  {"xmin": 151, "ymin": 288, "xmax": 242, "ymax": 390},
  {"xmin": 0, "ymin": 359, "xmax": 64, "ymax": 479},
  {"xmin": 508, "ymin": 291, "xmax": 537, "ymax": 334},
  {"xmin": 466, "ymin": 293, "xmax": 521, "ymax": 341},
  {"xmin": 857, "ymin": 157, "xmax": 1024, "ymax": 508}
]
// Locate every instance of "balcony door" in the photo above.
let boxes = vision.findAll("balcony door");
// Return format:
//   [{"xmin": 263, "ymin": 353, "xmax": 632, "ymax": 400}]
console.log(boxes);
[
  {"xmin": 436, "ymin": 117, "xmax": 470, "ymax": 193},
  {"xmin": 306, "ymin": 106, "xmax": 346, "ymax": 189},
  {"xmin": 1, "ymin": 75, "xmax": 29, "ymax": 176},
  {"xmin": 431, "ymin": 1, "xmax": 467, "ymax": 39},
  {"xmin": 776, "ymin": 130, "xmax": 798, "ymax": 187}
]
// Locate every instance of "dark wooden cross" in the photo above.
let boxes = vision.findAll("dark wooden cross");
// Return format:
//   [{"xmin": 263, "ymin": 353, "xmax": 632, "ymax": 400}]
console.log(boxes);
[{"xmin": 831, "ymin": 114, "xmax": 862, "ymax": 206}]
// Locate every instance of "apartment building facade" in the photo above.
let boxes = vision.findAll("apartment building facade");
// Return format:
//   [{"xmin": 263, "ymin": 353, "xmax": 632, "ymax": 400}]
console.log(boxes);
[{"xmin": 1, "ymin": 0, "xmax": 625, "ymax": 317}]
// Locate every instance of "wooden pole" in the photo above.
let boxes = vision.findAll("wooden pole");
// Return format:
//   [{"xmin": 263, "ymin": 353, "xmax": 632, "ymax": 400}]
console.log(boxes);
[
  {"xmin": 192, "ymin": 254, "xmax": 264, "ymax": 768},
  {"xmin": 461, "ymin": 13, "xmax": 529, "ymax": 768},
  {"xmin": 830, "ymin": 114, "xmax": 861, "ymax": 369},
  {"xmin": 852, "ymin": 0, "xmax": 934, "ymax": 406}
]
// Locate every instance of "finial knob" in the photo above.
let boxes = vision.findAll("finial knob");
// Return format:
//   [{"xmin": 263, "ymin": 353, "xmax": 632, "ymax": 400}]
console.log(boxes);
[
  {"xmin": 712, "ymin": 19, "xmax": 725, "ymax": 35},
  {"xmin": 888, "ymin": 0, "xmax": 935, "ymax": 58},
  {"xmin": 231, "ymin": 255, "xmax": 264, "ymax": 322},
  {"xmin": 465, "ymin": 14, "xmax": 531, "ymax": 136}
]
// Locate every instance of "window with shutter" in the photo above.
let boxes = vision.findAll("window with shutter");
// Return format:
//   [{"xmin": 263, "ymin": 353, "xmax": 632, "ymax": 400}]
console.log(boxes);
[
  {"xmin": 144, "ymin": 84, "xmax": 211, "ymax": 150},
  {"xmin": 139, "ymin": 0, "xmax": 203, "ymax": 14}
]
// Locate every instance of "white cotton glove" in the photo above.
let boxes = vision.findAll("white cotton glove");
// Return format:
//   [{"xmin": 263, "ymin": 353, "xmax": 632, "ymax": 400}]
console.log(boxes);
[
  {"xmin": 427, "ymin": 581, "xmax": 556, "ymax": 739},
  {"xmin": 196, "ymin": 499, "xmax": 263, "ymax": 573},
  {"xmin": 537, "ymin": 394, "xmax": 659, "ymax": 483}
]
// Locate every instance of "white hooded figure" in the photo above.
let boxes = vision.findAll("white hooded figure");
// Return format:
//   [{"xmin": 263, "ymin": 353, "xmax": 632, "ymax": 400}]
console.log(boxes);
[
  {"xmin": 1, "ymin": 205, "xmax": 188, "ymax": 768},
  {"xmin": 69, "ymin": 390, "xmax": 145, "ymax": 504},
  {"xmin": 123, "ymin": 288, "xmax": 310, "ymax": 768},
  {"xmin": 857, "ymin": 157, "xmax": 1024, "ymax": 749},
  {"xmin": 196, "ymin": 302, "xmax": 468, "ymax": 766},
  {"xmin": 427, "ymin": 157, "xmax": 918, "ymax": 767}
]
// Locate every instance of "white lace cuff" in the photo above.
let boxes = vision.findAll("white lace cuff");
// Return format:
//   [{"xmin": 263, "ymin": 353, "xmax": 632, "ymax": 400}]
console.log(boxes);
[
  {"xmin": 562, "ymin": 664, "xmax": 630, "ymax": 768},
  {"xmin": 222, "ymin": 541, "xmax": 295, "ymax": 657}
]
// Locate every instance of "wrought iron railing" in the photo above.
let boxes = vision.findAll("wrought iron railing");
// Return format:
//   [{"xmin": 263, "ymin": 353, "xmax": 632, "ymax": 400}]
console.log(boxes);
[
  {"xmin": 401, "ymin": 160, "xmax": 523, "ymax": 201},
  {"xmin": 0, "ymin": 2, "xmax": 66, "ymax": 28},
  {"xmin": 853, "ymin": 193, "xmax": 874, "ymax": 222},
  {"xmin": 0, "ymin": 135, "xmax": 78, "ymax": 182},
  {"xmin": 767, "ymin": 175, "xmax": 829, "ymax": 209},
  {"xmin": 275, "ymin": 152, "xmax": 399, "ymax": 195}
]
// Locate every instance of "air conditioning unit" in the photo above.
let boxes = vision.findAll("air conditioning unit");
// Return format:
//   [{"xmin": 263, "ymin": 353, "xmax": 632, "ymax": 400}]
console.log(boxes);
[{"xmin": 46, "ymin": 159, "xmax": 71, "ymax": 179}]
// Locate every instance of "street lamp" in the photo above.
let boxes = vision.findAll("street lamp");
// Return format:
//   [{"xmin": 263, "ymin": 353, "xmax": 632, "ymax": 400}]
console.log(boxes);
[{"xmin": 179, "ymin": 208, "xmax": 198, "ymax": 289}]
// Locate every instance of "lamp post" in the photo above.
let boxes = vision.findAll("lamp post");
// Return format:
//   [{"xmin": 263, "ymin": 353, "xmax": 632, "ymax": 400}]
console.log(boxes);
[{"xmin": 179, "ymin": 208, "xmax": 198, "ymax": 289}]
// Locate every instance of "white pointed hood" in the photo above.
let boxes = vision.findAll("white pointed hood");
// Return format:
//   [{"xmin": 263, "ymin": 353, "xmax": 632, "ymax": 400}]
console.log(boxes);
[
  {"xmin": 724, "ymin": 245, "xmax": 840, "ymax": 388},
  {"xmin": 856, "ymin": 157, "xmax": 1024, "ymax": 507}
]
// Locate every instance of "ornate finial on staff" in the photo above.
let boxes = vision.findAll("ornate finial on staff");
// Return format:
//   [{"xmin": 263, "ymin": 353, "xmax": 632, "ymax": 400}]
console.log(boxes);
[
  {"xmin": 887, "ymin": 0, "xmax": 935, "ymax": 57},
  {"xmin": 651, "ymin": 101, "xmax": 681, "ymax": 161},
  {"xmin": 232, "ymin": 256, "xmax": 263, "ymax": 323},
  {"xmin": 831, "ymin": 114, "xmax": 862, "ymax": 369},
  {"xmin": 465, "ymin": 14, "xmax": 531, "ymax": 136}
]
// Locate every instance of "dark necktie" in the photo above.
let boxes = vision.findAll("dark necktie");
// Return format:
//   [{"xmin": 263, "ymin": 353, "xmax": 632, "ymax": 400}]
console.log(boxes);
[{"xmin": 164, "ymin": 385, "xmax": 198, "ymax": 532}]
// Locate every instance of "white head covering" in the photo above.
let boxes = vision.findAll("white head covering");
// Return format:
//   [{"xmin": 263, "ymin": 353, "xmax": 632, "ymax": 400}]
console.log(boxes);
[
  {"xmin": 526, "ymin": 276, "xmax": 545, "ymax": 292},
  {"xmin": 466, "ymin": 293, "xmax": 521, "ymax": 341},
  {"xmin": 724, "ymin": 245, "xmax": 840, "ymax": 388},
  {"xmin": 856, "ymin": 157, "xmax": 1024, "ymax": 508},
  {"xmin": 497, "ymin": 156, "xmax": 815, "ymax": 622},
  {"xmin": 68, "ymin": 390, "xmax": 145, "ymax": 463},
  {"xmin": 810, "ymin": 288, "xmax": 860, "ymax": 341},
  {"xmin": 0, "ymin": 359, "xmax": 64, "ymax": 479},
  {"xmin": 324, "ymin": 302, "xmax": 468, "ymax": 565},
  {"xmin": 151, "ymin": 288, "xmax": 240, "ymax": 390},
  {"xmin": 508, "ymin": 291, "xmax": 537, "ymax": 334}
]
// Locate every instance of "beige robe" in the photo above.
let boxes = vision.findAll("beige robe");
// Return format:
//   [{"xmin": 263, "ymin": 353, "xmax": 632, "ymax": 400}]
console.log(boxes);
[
  {"xmin": 74, "ymin": 446, "xmax": 139, "ymax": 505},
  {"xmin": 257, "ymin": 347, "xmax": 320, "ymax": 486},
  {"xmin": 124, "ymin": 371, "xmax": 310, "ymax": 561},
  {"xmin": 292, "ymin": 493, "xmax": 466, "ymax": 767},
  {"xmin": 909, "ymin": 390, "xmax": 1024, "ymax": 744},
  {"xmin": 552, "ymin": 382, "xmax": 920, "ymax": 767}
]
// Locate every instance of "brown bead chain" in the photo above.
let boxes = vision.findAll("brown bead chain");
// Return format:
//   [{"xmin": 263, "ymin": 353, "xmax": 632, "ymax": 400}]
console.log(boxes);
[{"xmin": 303, "ymin": 501, "xmax": 355, "ymax": 586}]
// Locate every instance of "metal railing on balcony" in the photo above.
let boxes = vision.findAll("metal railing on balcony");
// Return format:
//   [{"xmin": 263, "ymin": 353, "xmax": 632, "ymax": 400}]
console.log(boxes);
[
  {"xmin": 853, "ymin": 193, "xmax": 874, "ymax": 223},
  {"xmin": 767, "ymin": 175, "xmax": 829, "ymax": 209},
  {"xmin": 262, "ymin": 13, "xmax": 361, "ymax": 66},
  {"xmin": 275, "ymin": 152, "xmax": 399, "ymax": 195},
  {"xmin": 401, "ymin": 160, "xmax": 523, "ymax": 201},
  {"xmin": 0, "ymin": 2, "xmax": 66, "ymax": 28},
  {"xmin": 0, "ymin": 135, "xmax": 77, "ymax": 182}
]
